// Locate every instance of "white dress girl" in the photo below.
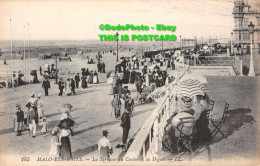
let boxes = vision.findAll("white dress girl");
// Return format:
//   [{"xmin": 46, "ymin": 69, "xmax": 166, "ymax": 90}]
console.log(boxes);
[{"xmin": 49, "ymin": 132, "xmax": 61, "ymax": 157}]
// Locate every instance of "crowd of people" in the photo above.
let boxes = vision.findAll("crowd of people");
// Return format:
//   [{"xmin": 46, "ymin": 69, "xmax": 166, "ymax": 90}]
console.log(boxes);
[
  {"xmin": 11, "ymin": 48, "xmax": 181, "ymax": 160},
  {"xmin": 13, "ymin": 92, "xmax": 75, "ymax": 159},
  {"xmin": 13, "ymin": 92, "xmax": 45, "ymax": 137}
]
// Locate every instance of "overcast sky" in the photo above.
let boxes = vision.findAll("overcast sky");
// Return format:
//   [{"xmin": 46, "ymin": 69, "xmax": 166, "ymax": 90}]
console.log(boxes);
[{"xmin": 0, "ymin": 0, "xmax": 235, "ymax": 40}]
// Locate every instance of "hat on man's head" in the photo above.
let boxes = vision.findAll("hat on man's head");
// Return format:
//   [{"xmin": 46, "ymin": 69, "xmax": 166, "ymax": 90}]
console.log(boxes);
[
  {"xmin": 37, "ymin": 93, "xmax": 41, "ymax": 98},
  {"xmin": 16, "ymin": 103, "xmax": 21, "ymax": 107},
  {"xmin": 103, "ymin": 130, "xmax": 108, "ymax": 135},
  {"xmin": 181, "ymin": 96, "xmax": 192, "ymax": 102},
  {"xmin": 124, "ymin": 86, "xmax": 128, "ymax": 89}
]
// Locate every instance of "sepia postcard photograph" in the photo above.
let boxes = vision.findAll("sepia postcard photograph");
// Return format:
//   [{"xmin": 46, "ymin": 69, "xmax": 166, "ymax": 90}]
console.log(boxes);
[{"xmin": 0, "ymin": 0, "xmax": 259, "ymax": 165}]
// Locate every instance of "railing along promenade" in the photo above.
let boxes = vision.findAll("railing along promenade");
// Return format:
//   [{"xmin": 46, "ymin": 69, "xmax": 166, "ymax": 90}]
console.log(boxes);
[{"xmin": 124, "ymin": 67, "xmax": 189, "ymax": 160}]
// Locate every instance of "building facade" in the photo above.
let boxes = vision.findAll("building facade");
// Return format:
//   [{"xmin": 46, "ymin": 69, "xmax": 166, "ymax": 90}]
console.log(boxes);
[{"xmin": 232, "ymin": 0, "xmax": 260, "ymax": 48}]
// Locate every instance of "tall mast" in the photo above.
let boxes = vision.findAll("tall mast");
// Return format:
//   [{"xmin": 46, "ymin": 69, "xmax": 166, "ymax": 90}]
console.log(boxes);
[
  {"xmin": 27, "ymin": 23, "xmax": 30, "ymax": 83},
  {"xmin": 23, "ymin": 25, "xmax": 26, "ymax": 81},
  {"xmin": 10, "ymin": 19, "xmax": 14, "ymax": 89}
]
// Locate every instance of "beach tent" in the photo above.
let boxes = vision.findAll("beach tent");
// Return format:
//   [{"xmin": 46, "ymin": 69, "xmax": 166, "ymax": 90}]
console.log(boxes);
[
  {"xmin": 38, "ymin": 53, "xmax": 45, "ymax": 59},
  {"xmin": 59, "ymin": 51, "xmax": 68, "ymax": 57},
  {"xmin": 46, "ymin": 53, "xmax": 52, "ymax": 59},
  {"xmin": 15, "ymin": 53, "xmax": 23, "ymax": 60},
  {"xmin": 81, "ymin": 53, "xmax": 89, "ymax": 60},
  {"xmin": 77, "ymin": 51, "xmax": 83, "ymax": 56}
]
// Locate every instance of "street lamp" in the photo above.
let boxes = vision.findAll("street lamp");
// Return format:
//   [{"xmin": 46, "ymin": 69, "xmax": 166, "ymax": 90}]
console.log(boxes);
[
  {"xmin": 179, "ymin": 35, "xmax": 182, "ymax": 50},
  {"xmin": 54, "ymin": 53, "xmax": 58, "ymax": 84},
  {"xmin": 248, "ymin": 22, "xmax": 255, "ymax": 76},
  {"xmin": 231, "ymin": 32, "xmax": 233, "ymax": 54},
  {"xmin": 116, "ymin": 32, "xmax": 119, "ymax": 62},
  {"xmin": 162, "ymin": 40, "xmax": 164, "ymax": 58}
]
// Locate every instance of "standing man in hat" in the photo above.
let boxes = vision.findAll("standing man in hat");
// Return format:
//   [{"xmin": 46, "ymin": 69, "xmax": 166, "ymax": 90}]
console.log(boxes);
[
  {"xmin": 28, "ymin": 92, "xmax": 38, "ymax": 109},
  {"xmin": 37, "ymin": 93, "xmax": 44, "ymax": 120},
  {"xmin": 70, "ymin": 78, "xmax": 76, "ymax": 95},
  {"xmin": 120, "ymin": 109, "xmax": 131, "ymax": 150},
  {"xmin": 42, "ymin": 77, "xmax": 51, "ymax": 96},
  {"xmin": 13, "ymin": 104, "xmax": 24, "ymax": 136},
  {"xmin": 98, "ymin": 130, "xmax": 112, "ymax": 160},
  {"xmin": 111, "ymin": 94, "xmax": 121, "ymax": 120},
  {"xmin": 75, "ymin": 73, "xmax": 80, "ymax": 89},
  {"xmin": 58, "ymin": 78, "xmax": 64, "ymax": 97}
]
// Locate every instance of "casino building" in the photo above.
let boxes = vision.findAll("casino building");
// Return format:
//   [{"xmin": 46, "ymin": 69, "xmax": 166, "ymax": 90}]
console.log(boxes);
[{"xmin": 232, "ymin": 0, "xmax": 260, "ymax": 48}]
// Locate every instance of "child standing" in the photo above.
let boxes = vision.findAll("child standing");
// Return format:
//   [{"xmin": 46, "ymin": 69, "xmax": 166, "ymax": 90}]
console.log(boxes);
[
  {"xmin": 49, "ymin": 127, "xmax": 61, "ymax": 157},
  {"xmin": 41, "ymin": 117, "xmax": 48, "ymax": 134}
]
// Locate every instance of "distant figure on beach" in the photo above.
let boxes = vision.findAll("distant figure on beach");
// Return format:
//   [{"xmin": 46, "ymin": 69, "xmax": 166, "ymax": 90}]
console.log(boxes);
[
  {"xmin": 93, "ymin": 71, "xmax": 98, "ymax": 84},
  {"xmin": 4, "ymin": 58, "xmax": 6, "ymax": 65},
  {"xmin": 97, "ymin": 62, "xmax": 101, "ymax": 73},
  {"xmin": 102, "ymin": 62, "xmax": 106, "ymax": 73},
  {"xmin": 39, "ymin": 66, "xmax": 42, "ymax": 75}
]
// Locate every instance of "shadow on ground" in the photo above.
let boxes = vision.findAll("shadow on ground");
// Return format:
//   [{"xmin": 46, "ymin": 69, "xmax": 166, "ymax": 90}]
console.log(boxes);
[
  {"xmin": 73, "ymin": 120, "xmax": 120, "ymax": 136},
  {"xmin": 210, "ymin": 108, "xmax": 255, "ymax": 144},
  {"xmin": 72, "ymin": 136, "xmax": 122, "ymax": 158}
]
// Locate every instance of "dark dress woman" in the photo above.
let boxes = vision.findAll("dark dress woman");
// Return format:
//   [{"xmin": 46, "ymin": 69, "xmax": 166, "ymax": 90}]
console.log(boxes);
[
  {"xmin": 60, "ymin": 134, "xmax": 72, "ymax": 158},
  {"xmin": 81, "ymin": 76, "xmax": 88, "ymax": 89},
  {"xmin": 88, "ymin": 72, "xmax": 93, "ymax": 84}
]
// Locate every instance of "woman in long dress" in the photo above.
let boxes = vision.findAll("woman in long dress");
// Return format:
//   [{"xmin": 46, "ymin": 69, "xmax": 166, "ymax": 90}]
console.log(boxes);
[
  {"xmin": 49, "ymin": 127, "xmax": 61, "ymax": 157},
  {"xmin": 93, "ymin": 71, "xmax": 98, "ymax": 84},
  {"xmin": 81, "ymin": 76, "xmax": 87, "ymax": 89},
  {"xmin": 88, "ymin": 72, "xmax": 93, "ymax": 84},
  {"xmin": 59, "ymin": 129, "xmax": 72, "ymax": 158},
  {"xmin": 65, "ymin": 78, "xmax": 72, "ymax": 95}
]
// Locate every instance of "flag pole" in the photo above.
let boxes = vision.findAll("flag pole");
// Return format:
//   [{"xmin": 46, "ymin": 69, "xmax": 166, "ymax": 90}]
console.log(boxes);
[
  {"xmin": 24, "ymin": 25, "xmax": 26, "ymax": 82},
  {"xmin": 10, "ymin": 19, "xmax": 14, "ymax": 89},
  {"xmin": 27, "ymin": 23, "xmax": 30, "ymax": 83}
]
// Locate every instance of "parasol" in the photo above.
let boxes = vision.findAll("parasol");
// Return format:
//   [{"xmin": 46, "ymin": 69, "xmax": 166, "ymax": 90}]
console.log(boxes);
[
  {"xmin": 173, "ymin": 79, "xmax": 208, "ymax": 98},
  {"xmin": 58, "ymin": 103, "xmax": 73, "ymax": 113},
  {"xmin": 203, "ymin": 46, "xmax": 208, "ymax": 50},
  {"xmin": 58, "ymin": 118, "xmax": 75, "ymax": 129}
]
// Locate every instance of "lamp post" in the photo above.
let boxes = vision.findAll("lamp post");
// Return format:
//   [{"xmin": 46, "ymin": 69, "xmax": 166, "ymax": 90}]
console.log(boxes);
[
  {"xmin": 54, "ymin": 54, "xmax": 58, "ymax": 84},
  {"xmin": 162, "ymin": 40, "xmax": 164, "ymax": 58},
  {"xmin": 116, "ymin": 32, "xmax": 119, "ymax": 62},
  {"xmin": 231, "ymin": 32, "xmax": 233, "ymax": 54},
  {"xmin": 248, "ymin": 22, "xmax": 255, "ymax": 76},
  {"xmin": 179, "ymin": 35, "xmax": 182, "ymax": 50}
]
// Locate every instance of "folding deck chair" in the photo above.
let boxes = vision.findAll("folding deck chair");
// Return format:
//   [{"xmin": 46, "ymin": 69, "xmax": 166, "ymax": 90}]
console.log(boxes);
[
  {"xmin": 175, "ymin": 117, "xmax": 195, "ymax": 160},
  {"xmin": 209, "ymin": 103, "xmax": 229, "ymax": 139}
]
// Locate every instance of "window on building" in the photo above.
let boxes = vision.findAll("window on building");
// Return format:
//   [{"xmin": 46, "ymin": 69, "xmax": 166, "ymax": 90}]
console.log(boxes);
[
  {"xmin": 257, "ymin": 18, "xmax": 260, "ymax": 25},
  {"xmin": 239, "ymin": 33, "xmax": 241, "ymax": 40},
  {"xmin": 244, "ymin": 18, "xmax": 249, "ymax": 26}
]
